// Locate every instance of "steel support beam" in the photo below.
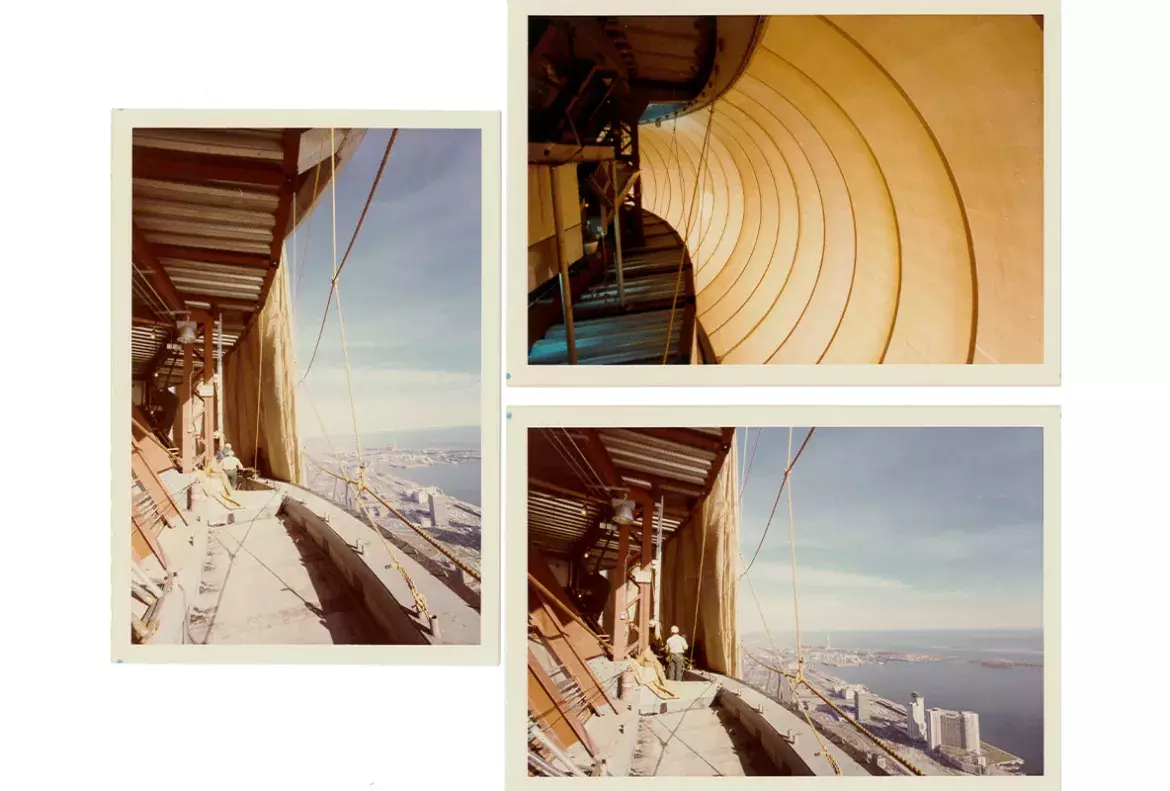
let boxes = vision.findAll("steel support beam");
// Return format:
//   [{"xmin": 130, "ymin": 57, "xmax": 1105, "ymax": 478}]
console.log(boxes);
[
  {"xmin": 549, "ymin": 167, "xmax": 578, "ymax": 364},
  {"xmin": 202, "ymin": 316, "xmax": 215, "ymax": 468},
  {"xmin": 636, "ymin": 492, "xmax": 654, "ymax": 656},
  {"xmin": 581, "ymin": 429, "xmax": 622, "ymax": 490},
  {"xmin": 149, "ymin": 244, "xmax": 271, "ymax": 269},
  {"xmin": 611, "ymin": 160, "xmax": 626, "ymax": 307},
  {"xmin": 247, "ymin": 129, "xmax": 303, "ymax": 335},
  {"xmin": 180, "ymin": 340, "xmax": 194, "ymax": 473},
  {"xmin": 132, "ymin": 148, "xmax": 286, "ymax": 187},
  {"xmin": 131, "ymin": 223, "xmax": 186, "ymax": 313},
  {"xmin": 177, "ymin": 295, "xmax": 257, "ymax": 312},
  {"xmin": 703, "ymin": 428, "xmax": 737, "ymax": 493}
]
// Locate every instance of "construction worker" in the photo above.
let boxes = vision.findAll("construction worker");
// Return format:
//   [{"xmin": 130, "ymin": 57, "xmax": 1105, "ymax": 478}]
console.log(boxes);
[
  {"xmin": 221, "ymin": 444, "xmax": 242, "ymax": 489},
  {"xmin": 665, "ymin": 625, "xmax": 688, "ymax": 681}
]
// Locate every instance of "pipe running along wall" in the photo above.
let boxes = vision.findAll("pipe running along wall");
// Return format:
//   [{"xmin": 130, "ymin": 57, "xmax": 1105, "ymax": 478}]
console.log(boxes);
[{"xmin": 640, "ymin": 15, "xmax": 1043, "ymax": 364}]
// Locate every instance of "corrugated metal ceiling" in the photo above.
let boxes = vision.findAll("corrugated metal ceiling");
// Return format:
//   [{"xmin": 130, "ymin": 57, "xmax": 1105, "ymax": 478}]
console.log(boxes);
[
  {"xmin": 528, "ymin": 426, "xmax": 732, "ymax": 567},
  {"xmin": 130, "ymin": 127, "xmax": 358, "ymax": 382}
]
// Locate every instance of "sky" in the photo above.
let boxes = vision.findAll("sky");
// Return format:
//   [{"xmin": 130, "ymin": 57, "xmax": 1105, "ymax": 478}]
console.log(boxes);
[
  {"xmin": 736, "ymin": 427, "xmax": 1044, "ymax": 635},
  {"xmin": 287, "ymin": 128, "xmax": 481, "ymax": 443}
]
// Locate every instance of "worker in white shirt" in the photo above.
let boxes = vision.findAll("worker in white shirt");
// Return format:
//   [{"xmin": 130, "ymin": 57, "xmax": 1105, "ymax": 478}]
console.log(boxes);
[
  {"xmin": 665, "ymin": 625, "xmax": 688, "ymax": 681},
  {"xmin": 220, "ymin": 444, "xmax": 243, "ymax": 489}
]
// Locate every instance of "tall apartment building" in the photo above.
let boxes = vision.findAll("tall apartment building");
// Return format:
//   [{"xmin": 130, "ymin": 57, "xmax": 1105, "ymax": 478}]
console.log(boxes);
[
  {"xmin": 907, "ymin": 692, "xmax": 927, "ymax": 742},
  {"xmin": 926, "ymin": 707, "xmax": 982, "ymax": 755},
  {"xmin": 855, "ymin": 691, "xmax": 874, "ymax": 724},
  {"xmin": 960, "ymin": 711, "xmax": 982, "ymax": 754}
]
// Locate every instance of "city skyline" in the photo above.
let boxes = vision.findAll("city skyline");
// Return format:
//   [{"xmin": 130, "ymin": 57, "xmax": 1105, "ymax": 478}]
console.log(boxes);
[
  {"xmin": 291, "ymin": 128, "xmax": 482, "ymax": 441},
  {"xmin": 737, "ymin": 427, "xmax": 1044, "ymax": 633}
]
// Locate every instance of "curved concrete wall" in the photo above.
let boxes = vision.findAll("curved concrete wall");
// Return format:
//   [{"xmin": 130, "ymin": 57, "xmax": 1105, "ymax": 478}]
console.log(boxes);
[{"xmin": 640, "ymin": 16, "xmax": 1043, "ymax": 364}]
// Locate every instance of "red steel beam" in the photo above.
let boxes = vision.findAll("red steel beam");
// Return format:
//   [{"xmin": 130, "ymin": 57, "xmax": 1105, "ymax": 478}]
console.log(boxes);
[
  {"xmin": 702, "ymin": 427, "xmax": 737, "ymax": 494},
  {"xmin": 202, "ymin": 316, "xmax": 215, "ymax": 468},
  {"xmin": 150, "ymin": 244, "xmax": 271, "ymax": 269},
  {"xmin": 132, "ymin": 148, "xmax": 286, "ymax": 187},
  {"xmin": 132, "ymin": 309, "xmax": 171, "ymax": 327},
  {"xmin": 131, "ymin": 223, "xmax": 185, "ymax": 313},
  {"xmin": 250, "ymin": 129, "xmax": 303, "ymax": 330},
  {"xmin": 634, "ymin": 427, "xmax": 725, "ymax": 451},
  {"xmin": 177, "ymin": 294, "xmax": 257, "ymax": 312},
  {"xmin": 581, "ymin": 428, "xmax": 623, "ymax": 491},
  {"xmin": 636, "ymin": 493, "xmax": 653, "ymax": 656},
  {"xmin": 612, "ymin": 520, "xmax": 630, "ymax": 663},
  {"xmin": 180, "ymin": 341, "xmax": 195, "ymax": 473},
  {"xmin": 617, "ymin": 470, "xmax": 705, "ymax": 498}
]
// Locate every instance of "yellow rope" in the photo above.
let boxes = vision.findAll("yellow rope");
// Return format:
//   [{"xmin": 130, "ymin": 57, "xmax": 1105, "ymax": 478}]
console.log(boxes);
[
  {"xmin": 745, "ymin": 651, "xmax": 924, "ymax": 776},
  {"xmin": 741, "ymin": 427, "xmax": 817, "ymax": 577},
  {"xmin": 353, "ymin": 496, "xmax": 430, "ymax": 617},
  {"xmin": 282, "ymin": 130, "xmax": 443, "ymax": 625},
  {"xmin": 299, "ymin": 454, "xmax": 429, "ymax": 615},
  {"xmin": 300, "ymin": 381, "xmax": 351, "ymax": 484},
  {"xmin": 292, "ymin": 135, "xmax": 327, "ymax": 317},
  {"xmin": 299, "ymin": 130, "xmax": 398, "ymax": 385},
  {"xmin": 785, "ymin": 428, "xmax": 805, "ymax": 676},
  {"xmin": 302, "ymin": 453, "xmax": 482, "ymax": 583},
  {"xmin": 687, "ymin": 505, "xmax": 709, "ymax": 666},
  {"xmin": 738, "ymin": 548, "xmax": 841, "ymax": 775},
  {"xmin": 326, "ymin": 128, "xmax": 366, "ymax": 477},
  {"xmin": 735, "ymin": 425, "xmax": 923, "ymax": 776},
  {"xmin": 734, "ymin": 425, "xmax": 843, "ymax": 775},
  {"xmin": 662, "ymin": 104, "xmax": 716, "ymax": 364},
  {"xmin": 738, "ymin": 427, "xmax": 762, "ymax": 502}
]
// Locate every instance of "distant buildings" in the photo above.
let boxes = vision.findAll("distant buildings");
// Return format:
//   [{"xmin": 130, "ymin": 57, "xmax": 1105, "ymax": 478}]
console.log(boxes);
[
  {"xmin": 907, "ymin": 692, "xmax": 927, "ymax": 742},
  {"xmin": 779, "ymin": 677, "xmax": 794, "ymax": 704},
  {"xmin": 927, "ymin": 707, "xmax": 982, "ymax": 756},
  {"xmin": 428, "ymin": 490, "xmax": 447, "ymax": 527},
  {"xmin": 855, "ymin": 690, "xmax": 874, "ymax": 724},
  {"xmin": 961, "ymin": 711, "xmax": 981, "ymax": 754}
]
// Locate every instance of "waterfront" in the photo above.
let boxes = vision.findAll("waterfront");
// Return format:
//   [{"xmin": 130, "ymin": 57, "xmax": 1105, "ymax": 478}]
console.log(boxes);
[
  {"xmin": 830, "ymin": 655, "xmax": 1043, "ymax": 775},
  {"xmin": 763, "ymin": 629, "xmax": 1043, "ymax": 775},
  {"xmin": 391, "ymin": 459, "xmax": 482, "ymax": 506},
  {"xmin": 741, "ymin": 629, "xmax": 1043, "ymax": 775}
]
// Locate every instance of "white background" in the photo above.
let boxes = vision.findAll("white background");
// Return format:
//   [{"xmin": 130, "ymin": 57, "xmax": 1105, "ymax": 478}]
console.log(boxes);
[{"xmin": 1, "ymin": 1, "xmax": 1166, "ymax": 788}]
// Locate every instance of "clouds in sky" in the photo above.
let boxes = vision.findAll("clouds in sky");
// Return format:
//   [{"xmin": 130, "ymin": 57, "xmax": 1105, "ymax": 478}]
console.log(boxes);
[
  {"xmin": 737, "ymin": 427, "xmax": 1044, "ymax": 632},
  {"xmin": 290, "ymin": 128, "xmax": 481, "ymax": 436}
]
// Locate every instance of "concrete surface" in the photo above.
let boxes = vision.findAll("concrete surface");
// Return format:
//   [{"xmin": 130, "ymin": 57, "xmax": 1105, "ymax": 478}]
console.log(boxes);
[
  {"xmin": 702, "ymin": 671, "xmax": 870, "ymax": 776},
  {"xmin": 632, "ymin": 693, "xmax": 777, "ymax": 777},
  {"xmin": 584, "ymin": 706, "xmax": 638, "ymax": 777},
  {"xmin": 277, "ymin": 482, "xmax": 480, "ymax": 644},
  {"xmin": 186, "ymin": 487, "xmax": 386, "ymax": 644},
  {"xmin": 639, "ymin": 679, "xmax": 718, "ymax": 715}
]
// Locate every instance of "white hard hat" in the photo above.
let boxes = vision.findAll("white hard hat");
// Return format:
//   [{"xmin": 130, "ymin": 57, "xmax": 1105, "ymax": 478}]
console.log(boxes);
[{"xmin": 671, "ymin": 625, "xmax": 680, "ymax": 634}]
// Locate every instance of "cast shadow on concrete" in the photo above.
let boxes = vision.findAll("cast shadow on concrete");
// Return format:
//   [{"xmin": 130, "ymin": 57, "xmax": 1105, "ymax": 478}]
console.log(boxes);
[
  {"xmin": 712, "ymin": 704, "xmax": 785, "ymax": 776},
  {"xmin": 328, "ymin": 501, "xmax": 482, "ymax": 613},
  {"xmin": 278, "ymin": 515, "xmax": 392, "ymax": 645}
]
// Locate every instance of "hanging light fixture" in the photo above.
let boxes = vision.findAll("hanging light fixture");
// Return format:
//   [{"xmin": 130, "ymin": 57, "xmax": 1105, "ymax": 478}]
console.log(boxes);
[
  {"xmin": 611, "ymin": 498, "xmax": 636, "ymax": 525},
  {"xmin": 176, "ymin": 318, "xmax": 197, "ymax": 345}
]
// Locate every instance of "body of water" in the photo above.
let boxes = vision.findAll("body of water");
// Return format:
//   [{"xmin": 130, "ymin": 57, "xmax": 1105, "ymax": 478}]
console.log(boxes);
[
  {"xmin": 812, "ymin": 629, "xmax": 1044, "ymax": 775},
  {"xmin": 392, "ymin": 459, "xmax": 481, "ymax": 507}
]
